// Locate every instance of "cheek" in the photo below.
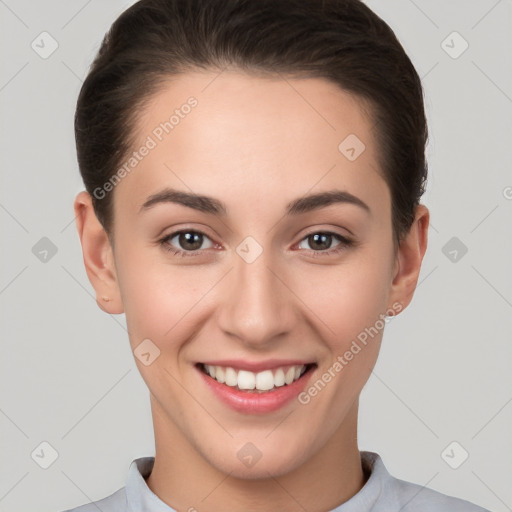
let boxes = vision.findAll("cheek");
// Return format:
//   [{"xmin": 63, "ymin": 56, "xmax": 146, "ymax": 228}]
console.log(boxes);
[
  {"xmin": 114, "ymin": 252, "xmax": 207, "ymax": 398},
  {"xmin": 293, "ymin": 254, "xmax": 391, "ymax": 421},
  {"xmin": 297, "ymin": 250, "xmax": 392, "ymax": 349},
  {"xmin": 114, "ymin": 248, "xmax": 192, "ymax": 347}
]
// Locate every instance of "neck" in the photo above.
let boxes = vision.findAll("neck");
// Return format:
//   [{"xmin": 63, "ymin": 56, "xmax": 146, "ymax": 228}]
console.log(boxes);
[{"xmin": 146, "ymin": 397, "xmax": 366, "ymax": 512}]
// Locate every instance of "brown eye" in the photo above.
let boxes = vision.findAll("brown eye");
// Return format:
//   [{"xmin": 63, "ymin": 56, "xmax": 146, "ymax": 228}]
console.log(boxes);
[
  {"xmin": 176, "ymin": 231, "xmax": 204, "ymax": 251},
  {"xmin": 161, "ymin": 230, "xmax": 214, "ymax": 255},
  {"xmin": 297, "ymin": 231, "xmax": 354, "ymax": 256},
  {"xmin": 306, "ymin": 233, "xmax": 334, "ymax": 251}
]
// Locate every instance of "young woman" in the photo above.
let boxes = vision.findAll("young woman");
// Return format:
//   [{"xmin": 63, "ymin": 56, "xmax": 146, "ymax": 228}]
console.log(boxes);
[{"xmin": 64, "ymin": 0, "xmax": 492, "ymax": 510}]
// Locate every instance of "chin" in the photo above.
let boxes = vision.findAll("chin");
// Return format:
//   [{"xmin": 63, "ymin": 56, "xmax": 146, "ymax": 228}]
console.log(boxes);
[{"xmin": 202, "ymin": 437, "xmax": 311, "ymax": 480}]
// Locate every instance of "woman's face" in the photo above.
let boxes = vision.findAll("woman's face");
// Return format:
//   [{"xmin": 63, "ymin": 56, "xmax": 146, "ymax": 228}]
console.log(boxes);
[{"xmin": 99, "ymin": 71, "xmax": 419, "ymax": 478}]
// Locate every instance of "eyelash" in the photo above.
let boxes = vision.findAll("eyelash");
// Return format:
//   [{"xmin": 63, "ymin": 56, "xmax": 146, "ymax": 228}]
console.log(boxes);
[{"xmin": 158, "ymin": 229, "xmax": 355, "ymax": 258}]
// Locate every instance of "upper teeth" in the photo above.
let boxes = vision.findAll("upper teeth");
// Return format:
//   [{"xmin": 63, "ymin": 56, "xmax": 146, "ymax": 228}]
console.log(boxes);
[{"xmin": 203, "ymin": 364, "xmax": 307, "ymax": 391}]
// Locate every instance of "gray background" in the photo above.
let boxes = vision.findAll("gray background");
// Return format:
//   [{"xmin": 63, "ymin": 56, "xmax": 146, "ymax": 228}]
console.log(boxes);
[{"xmin": 1, "ymin": 1, "xmax": 511, "ymax": 511}]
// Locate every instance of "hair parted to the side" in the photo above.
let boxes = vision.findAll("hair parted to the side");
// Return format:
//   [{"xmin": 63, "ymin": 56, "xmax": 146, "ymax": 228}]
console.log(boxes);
[{"xmin": 75, "ymin": 0, "xmax": 428, "ymax": 250}]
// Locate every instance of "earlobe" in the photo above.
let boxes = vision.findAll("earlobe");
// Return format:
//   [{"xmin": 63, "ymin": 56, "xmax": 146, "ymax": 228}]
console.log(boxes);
[
  {"xmin": 74, "ymin": 191, "xmax": 124, "ymax": 314},
  {"xmin": 387, "ymin": 204, "xmax": 430, "ymax": 313}
]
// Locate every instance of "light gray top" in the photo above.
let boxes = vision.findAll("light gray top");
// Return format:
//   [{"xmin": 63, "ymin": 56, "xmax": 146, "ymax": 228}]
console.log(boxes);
[{"xmin": 61, "ymin": 451, "xmax": 492, "ymax": 512}]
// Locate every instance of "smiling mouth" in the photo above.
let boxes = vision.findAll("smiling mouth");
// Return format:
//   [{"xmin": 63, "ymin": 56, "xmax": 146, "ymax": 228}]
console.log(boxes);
[{"xmin": 198, "ymin": 363, "xmax": 316, "ymax": 393}]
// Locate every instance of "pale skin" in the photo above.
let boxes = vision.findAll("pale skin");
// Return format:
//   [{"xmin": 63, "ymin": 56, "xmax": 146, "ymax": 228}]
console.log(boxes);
[{"xmin": 74, "ymin": 70, "xmax": 429, "ymax": 512}]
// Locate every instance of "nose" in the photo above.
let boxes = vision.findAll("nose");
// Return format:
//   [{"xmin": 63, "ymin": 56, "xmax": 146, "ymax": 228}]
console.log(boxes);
[{"xmin": 216, "ymin": 247, "xmax": 296, "ymax": 349}]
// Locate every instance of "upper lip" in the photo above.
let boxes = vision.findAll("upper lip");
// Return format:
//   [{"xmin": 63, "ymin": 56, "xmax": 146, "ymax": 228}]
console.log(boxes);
[{"xmin": 199, "ymin": 359, "xmax": 315, "ymax": 372}]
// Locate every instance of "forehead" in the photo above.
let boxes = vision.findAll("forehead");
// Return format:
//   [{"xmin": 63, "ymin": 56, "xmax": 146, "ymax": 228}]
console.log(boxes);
[{"xmin": 113, "ymin": 70, "xmax": 389, "ymax": 222}]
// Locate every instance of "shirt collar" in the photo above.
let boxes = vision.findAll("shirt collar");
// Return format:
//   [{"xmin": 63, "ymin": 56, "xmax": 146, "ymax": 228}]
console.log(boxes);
[
  {"xmin": 126, "ymin": 457, "xmax": 174, "ymax": 511},
  {"xmin": 125, "ymin": 451, "xmax": 387, "ymax": 512},
  {"xmin": 330, "ymin": 451, "xmax": 385, "ymax": 511}
]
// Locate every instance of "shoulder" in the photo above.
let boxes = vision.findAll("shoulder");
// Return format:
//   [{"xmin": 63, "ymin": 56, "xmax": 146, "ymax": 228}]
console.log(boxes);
[
  {"xmin": 59, "ymin": 486, "xmax": 126, "ymax": 512},
  {"xmin": 391, "ymin": 474, "xmax": 492, "ymax": 512},
  {"xmin": 360, "ymin": 452, "xmax": 492, "ymax": 512},
  {"xmin": 58, "ymin": 456, "xmax": 156, "ymax": 512}
]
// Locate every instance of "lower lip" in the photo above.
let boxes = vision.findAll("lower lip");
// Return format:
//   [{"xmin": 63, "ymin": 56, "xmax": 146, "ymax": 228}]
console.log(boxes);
[{"xmin": 198, "ymin": 366, "xmax": 314, "ymax": 414}]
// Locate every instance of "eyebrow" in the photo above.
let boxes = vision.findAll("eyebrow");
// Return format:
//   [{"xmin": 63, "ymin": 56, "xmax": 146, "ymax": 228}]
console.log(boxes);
[{"xmin": 139, "ymin": 187, "xmax": 371, "ymax": 216}]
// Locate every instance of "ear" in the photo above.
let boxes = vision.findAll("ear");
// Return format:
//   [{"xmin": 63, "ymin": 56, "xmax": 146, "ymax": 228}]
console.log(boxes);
[
  {"xmin": 387, "ymin": 204, "xmax": 429, "ymax": 314},
  {"xmin": 74, "ymin": 191, "xmax": 124, "ymax": 314}
]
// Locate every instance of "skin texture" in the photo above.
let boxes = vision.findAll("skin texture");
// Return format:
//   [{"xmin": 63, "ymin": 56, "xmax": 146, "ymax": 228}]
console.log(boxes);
[{"xmin": 74, "ymin": 70, "xmax": 429, "ymax": 512}]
